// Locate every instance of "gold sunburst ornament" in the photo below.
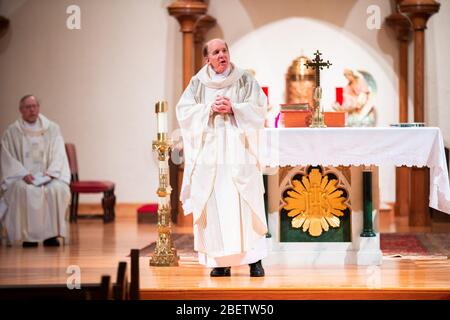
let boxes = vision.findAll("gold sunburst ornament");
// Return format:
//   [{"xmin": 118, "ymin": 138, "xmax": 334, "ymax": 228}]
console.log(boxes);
[{"xmin": 283, "ymin": 168, "xmax": 348, "ymax": 237}]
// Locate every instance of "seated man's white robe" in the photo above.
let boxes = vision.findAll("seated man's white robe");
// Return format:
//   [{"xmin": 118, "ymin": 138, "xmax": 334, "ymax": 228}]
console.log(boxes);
[
  {"xmin": 0, "ymin": 114, "xmax": 70, "ymax": 244},
  {"xmin": 176, "ymin": 63, "xmax": 268, "ymax": 267}
]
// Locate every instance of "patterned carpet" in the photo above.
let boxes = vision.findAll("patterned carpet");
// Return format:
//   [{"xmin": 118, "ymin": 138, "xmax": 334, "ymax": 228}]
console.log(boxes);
[
  {"xmin": 140, "ymin": 233, "xmax": 450, "ymax": 259},
  {"xmin": 381, "ymin": 233, "xmax": 450, "ymax": 259},
  {"xmin": 380, "ymin": 233, "xmax": 429, "ymax": 256}
]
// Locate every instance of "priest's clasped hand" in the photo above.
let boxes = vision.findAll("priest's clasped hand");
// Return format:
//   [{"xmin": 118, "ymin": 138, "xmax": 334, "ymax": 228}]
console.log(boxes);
[
  {"xmin": 23, "ymin": 174, "xmax": 34, "ymax": 185},
  {"xmin": 212, "ymin": 95, "xmax": 233, "ymax": 114}
]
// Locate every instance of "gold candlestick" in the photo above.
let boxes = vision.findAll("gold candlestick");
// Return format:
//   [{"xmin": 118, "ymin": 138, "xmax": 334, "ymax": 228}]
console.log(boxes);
[
  {"xmin": 311, "ymin": 86, "xmax": 326, "ymax": 128},
  {"xmin": 149, "ymin": 101, "xmax": 179, "ymax": 267}
]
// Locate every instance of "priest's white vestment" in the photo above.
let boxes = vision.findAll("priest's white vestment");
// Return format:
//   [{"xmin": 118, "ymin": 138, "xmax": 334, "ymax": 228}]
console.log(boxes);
[
  {"xmin": 0, "ymin": 114, "xmax": 70, "ymax": 244},
  {"xmin": 176, "ymin": 64, "xmax": 268, "ymax": 267}
]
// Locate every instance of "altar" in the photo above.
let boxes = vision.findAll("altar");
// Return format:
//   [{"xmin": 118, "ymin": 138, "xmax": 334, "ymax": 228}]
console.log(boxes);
[{"xmin": 260, "ymin": 127, "xmax": 450, "ymax": 266}]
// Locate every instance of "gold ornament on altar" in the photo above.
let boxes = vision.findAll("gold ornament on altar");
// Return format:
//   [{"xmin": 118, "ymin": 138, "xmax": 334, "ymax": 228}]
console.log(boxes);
[
  {"xmin": 150, "ymin": 101, "xmax": 179, "ymax": 267},
  {"xmin": 283, "ymin": 168, "xmax": 348, "ymax": 237},
  {"xmin": 305, "ymin": 50, "xmax": 332, "ymax": 128},
  {"xmin": 285, "ymin": 55, "xmax": 316, "ymax": 107}
]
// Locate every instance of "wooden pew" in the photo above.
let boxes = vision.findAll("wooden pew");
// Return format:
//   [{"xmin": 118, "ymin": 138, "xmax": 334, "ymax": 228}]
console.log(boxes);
[
  {"xmin": 0, "ymin": 275, "xmax": 111, "ymax": 300},
  {"xmin": 129, "ymin": 249, "xmax": 140, "ymax": 300}
]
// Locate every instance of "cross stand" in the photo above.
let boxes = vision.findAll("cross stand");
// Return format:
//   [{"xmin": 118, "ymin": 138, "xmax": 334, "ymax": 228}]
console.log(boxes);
[{"xmin": 305, "ymin": 50, "xmax": 332, "ymax": 128}]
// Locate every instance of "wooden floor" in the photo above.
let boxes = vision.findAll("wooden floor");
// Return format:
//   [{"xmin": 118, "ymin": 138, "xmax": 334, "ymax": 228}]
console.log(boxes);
[{"xmin": 1, "ymin": 204, "xmax": 450, "ymax": 300}]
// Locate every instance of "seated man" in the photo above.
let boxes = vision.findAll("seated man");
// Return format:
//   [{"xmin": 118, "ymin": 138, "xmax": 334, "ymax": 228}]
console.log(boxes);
[{"xmin": 0, "ymin": 94, "xmax": 70, "ymax": 247}]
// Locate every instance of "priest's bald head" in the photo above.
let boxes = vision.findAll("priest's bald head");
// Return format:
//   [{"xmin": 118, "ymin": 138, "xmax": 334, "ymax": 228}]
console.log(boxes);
[
  {"xmin": 202, "ymin": 38, "xmax": 230, "ymax": 74},
  {"xmin": 19, "ymin": 94, "xmax": 40, "ymax": 124}
]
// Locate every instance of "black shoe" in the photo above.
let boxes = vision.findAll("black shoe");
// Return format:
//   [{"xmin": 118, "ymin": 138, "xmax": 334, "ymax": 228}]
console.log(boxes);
[
  {"xmin": 22, "ymin": 241, "xmax": 38, "ymax": 248},
  {"xmin": 43, "ymin": 237, "xmax": 60, "ymax": 247},
  {"xmin": 210, "ymin": 267, "xmax": 231, "ymax": 277},
  {"xmin": 249, "ymin": 260, "xmax": 265, "ymax": 277}
]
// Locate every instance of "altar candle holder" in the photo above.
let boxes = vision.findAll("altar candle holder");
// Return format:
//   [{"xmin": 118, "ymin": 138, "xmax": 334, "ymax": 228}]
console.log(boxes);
[
  {"xmin": 310, "ymin": 86, "xmax": 327, "ymax": 128},
  {"xmin": 150, "ymin": 101, "xmax": 179, "ymax": 267}
]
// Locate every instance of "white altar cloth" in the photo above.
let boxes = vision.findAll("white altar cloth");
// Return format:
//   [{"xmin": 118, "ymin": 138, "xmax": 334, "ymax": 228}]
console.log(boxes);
[
  {"xmin": 258, "ymin": 127, "xmax": 450, "ymax": 265},
  {"xmin": 261, "ymin": 127, "xmax": 450, "ymax": 215}
]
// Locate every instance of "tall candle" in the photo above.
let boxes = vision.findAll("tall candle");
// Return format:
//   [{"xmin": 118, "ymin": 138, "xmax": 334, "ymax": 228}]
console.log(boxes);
[
  {"xmin": 157, "ymin": 112, "xmax": 167, "ymax": 134},
  {"xmin": 155, "ymin": 101, "xmax": 168, "ymax": 134}
]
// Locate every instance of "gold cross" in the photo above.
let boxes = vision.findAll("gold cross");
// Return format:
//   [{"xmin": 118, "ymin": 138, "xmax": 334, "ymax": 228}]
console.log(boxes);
[{"xmin": 305, "ymin": 50, "xmax": 332, "ymax": 87}]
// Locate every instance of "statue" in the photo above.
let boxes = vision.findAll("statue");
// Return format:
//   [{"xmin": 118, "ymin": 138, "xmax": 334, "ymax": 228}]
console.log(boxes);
[{"xmin": 333, "ymin": 69, "xmax": 377, "ymax": 127}]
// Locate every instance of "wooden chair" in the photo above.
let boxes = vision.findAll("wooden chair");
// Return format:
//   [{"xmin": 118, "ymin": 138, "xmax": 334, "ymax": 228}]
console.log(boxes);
[
  {"xmin": 0, "ymin": 275, "xmax": 111, "ymax": 300},
  {"xmin": 64, "ymin": 143, "xmax": 116, "ymax": 223}
]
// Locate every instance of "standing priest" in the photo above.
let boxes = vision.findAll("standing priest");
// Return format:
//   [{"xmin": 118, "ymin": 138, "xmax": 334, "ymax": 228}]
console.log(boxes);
[
  {"xmin": 176, "ymin": 38, "xmax": 268, "ymax": 277},
  {"xmin": 0, "ymin": 94, "xmax": 70, "ymax": 247}
]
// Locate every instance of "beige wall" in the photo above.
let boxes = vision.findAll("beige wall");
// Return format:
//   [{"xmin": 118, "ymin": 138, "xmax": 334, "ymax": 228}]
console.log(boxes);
[
  {"xmin": 0, "ymin": 0, "xmax": 182, "ymax": 203},
  {"xmin": 0, "ymin": 0, "xmax": 448, "ymax": 204}
]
